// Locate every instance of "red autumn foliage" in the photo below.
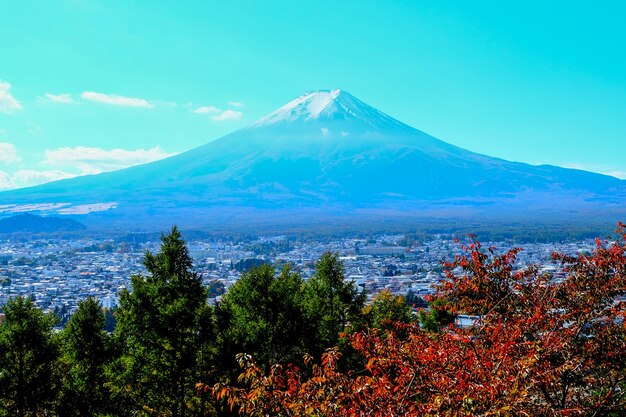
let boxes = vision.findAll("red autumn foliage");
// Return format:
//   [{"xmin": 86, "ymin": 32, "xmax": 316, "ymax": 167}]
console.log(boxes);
[{"xmin": 210, "ymin": 224, "xmax": 626, "ymax": 416}]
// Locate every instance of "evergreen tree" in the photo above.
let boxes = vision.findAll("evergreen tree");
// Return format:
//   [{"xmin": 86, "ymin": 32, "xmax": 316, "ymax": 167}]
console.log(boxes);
[
  {"xmin": 303, "ymin": 252, "xmax": 366, "ymax": 356},
  {"xmin": 404, "ymin": 289, "xmax": 428, "ymax": 309},
  {"xmin": 417, "ymin": 297, "xmax": 456, "ymax": 333},
  {"xmin": 217, "ymin": 264, "xmax": 307, "ymax": 372},
  {"xmin": 58, "ymin": 297, "xmax": 112, "ymax": 417},
  {"xmin": 0, "ymin": 296, "xmax": 58, "ymax": 417},
  {"xmin": 110, "ymin": 227, "xmax": 214, "ymax": 417},
  {"xmin": 362, "ymin": 289, "xmax": 414, "ymax": 331}
]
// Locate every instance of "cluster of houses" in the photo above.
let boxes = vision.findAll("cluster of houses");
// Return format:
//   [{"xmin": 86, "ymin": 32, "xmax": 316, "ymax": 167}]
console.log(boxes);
[{"xmin": 0, "ymin": 233, "xmax": 593, "ymax": 324}]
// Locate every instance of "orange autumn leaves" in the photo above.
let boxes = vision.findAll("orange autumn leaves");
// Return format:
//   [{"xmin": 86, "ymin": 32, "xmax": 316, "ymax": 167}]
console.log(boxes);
[{"xmin": 211, "ymin": 224, "xmax": 626, "ymax": 416}]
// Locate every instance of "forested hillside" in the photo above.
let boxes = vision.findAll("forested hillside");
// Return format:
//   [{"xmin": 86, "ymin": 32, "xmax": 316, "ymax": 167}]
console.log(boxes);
[{"xmin": 1, "ymin": 226, "xmax": 625, "ymax": 416}]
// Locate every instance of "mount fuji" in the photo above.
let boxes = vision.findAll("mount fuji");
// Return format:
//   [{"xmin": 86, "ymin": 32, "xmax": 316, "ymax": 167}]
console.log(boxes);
[{"xmin": 1, "ymin": 89, "xmax": 625, "ymax": 229}]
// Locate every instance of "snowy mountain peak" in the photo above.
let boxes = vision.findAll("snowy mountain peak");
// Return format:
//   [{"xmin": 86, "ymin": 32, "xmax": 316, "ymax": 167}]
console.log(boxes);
[
  {"xmin": 251, "ymin": 89, "xmax": 344, "ymax": 126},
  {"xmin": 249, "ymin": 89, "xmax": 409, "ymax": 131}
]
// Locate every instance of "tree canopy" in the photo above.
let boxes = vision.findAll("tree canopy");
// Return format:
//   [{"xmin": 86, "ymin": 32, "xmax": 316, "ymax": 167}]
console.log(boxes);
[
  {"xmin": 217, "ymin": 264, "xmax": 308, "ymax": 372},
  {"xmin": 0, "ymin": 296, "xmax": 58, "ymax": 417},
  {"xmin": 303, "ymin": 252, "xmax": 367, "ymax": 357},
  {"xmin": 216, "ymin": 226, "xmax": 626, "ymax": 416},
  {"xmin": 2, "ymin": 225, "xmax": 625, "ymax": 416},
  {"xmin": 57, "ymin": 297, "xmax": 112, "ymax": 417},
  {"xmin": 110, "ymin": 226, "xmax": 214, "ymax": 417}
]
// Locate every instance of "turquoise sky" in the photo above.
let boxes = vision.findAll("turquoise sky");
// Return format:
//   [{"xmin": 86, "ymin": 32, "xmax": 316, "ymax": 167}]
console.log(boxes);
[{"xmin": 1, "ymin": 0, "xmax": 626, "ymax": 189}]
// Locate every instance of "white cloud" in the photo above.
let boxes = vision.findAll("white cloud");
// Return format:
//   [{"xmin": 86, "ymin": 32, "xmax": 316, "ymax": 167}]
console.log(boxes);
[
  {"xmin": 81, "ymin": 91, "xmax": 153, "ymax": 108},
  {"xmin": 44, "ymin": 145, "xmax": 176, "ymax": 174},
  {"xmin": 210, "ymin": 109, "xmax": 243, "ymax": 121},
  {"xmin": 0, "ymin": 142, "xmax": 20, "ymax": 163},
  {"xmin": 12, "ymin": 169, "xmax": 75, "ymax": 185},
  {"xmin": 0, "ymin": 80, "xmax": 23, "ymax": 113},
  {"xmin": 320, "ymin": 127, "xmax": 329, "ymax": 136},
  {"xmin": 192, "ymin": 105, "xmax": 221, "ymax": 114},
  {"xmin": 0, "ymin": 169, "xmax": 75, "ymax": 190},
  {"xmin": 193, "ymin": 105, "xmax": 244, "ymax": 120},
  {"xmin": 228, "ymin": 101, "xmax": 244, "ymax": 108},
  {"xmin": 43, "ymin": 93, "xmax": 76, "ymax": 104},
  {"xmin": 0, "ymin": 171, "xmax": 13, "ymax": 189},
  {"xmin": 0, "ymin": 146, "xmax": 177, "ymax": 190}
]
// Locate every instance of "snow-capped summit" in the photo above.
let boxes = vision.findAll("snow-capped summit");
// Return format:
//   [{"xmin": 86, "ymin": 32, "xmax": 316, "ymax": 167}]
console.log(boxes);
[
  {"xmin": 250, "ymin": 89, "xmax": 408, "ymax": 131},
  {"xmin": 256, "ymin": 89, "xmax": 343, "ymax": 124}
]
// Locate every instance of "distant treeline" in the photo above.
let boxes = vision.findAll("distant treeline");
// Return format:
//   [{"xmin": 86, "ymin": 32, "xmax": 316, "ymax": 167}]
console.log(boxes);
[{"xmin": 59, "ymin": 217, "xmax": 619, "ymax": 244}]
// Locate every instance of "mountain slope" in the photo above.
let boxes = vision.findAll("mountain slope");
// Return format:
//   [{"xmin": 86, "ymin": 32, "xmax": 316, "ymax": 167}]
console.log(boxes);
[
  {"xmin": 0, "ymin": 214, "xmax": 86, "ymax": 234},
  {"xmin": 1, "ymin": 89, "xmax": 624, "ymax": 225}
]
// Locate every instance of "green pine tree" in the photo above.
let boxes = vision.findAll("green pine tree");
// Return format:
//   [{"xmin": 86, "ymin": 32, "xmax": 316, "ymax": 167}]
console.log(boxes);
[
  {"xmin": 362, "ymin": 289, "xmax": 414, "ymax": 331},
  {"xmin": 303, "ymin": 252, "xmax": 366, "ymax": 356},
  {"xmin": 58, "ymin": 297, "xmax": 112, "ymax": 417},
  {"xmin": 0, "ymin": 296, "xmax": 59, "ymax": 417},
  {"xmin": 217, "ymin": 264, "xmax": 308, "ymax": 372},
  {"xmin": 418, "ymin": 297, "xmax": 456, "ymax": 333},
  {"xmin": 109, "ymin": 226, "xmax": 215, "ymax": 417}
]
